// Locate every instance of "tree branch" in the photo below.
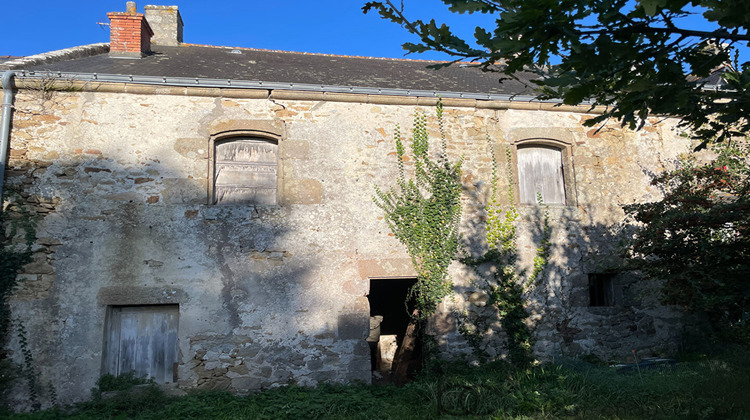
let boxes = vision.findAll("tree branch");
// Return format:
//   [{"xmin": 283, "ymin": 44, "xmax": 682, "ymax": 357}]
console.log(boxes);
[
  {"xmin": 579, "ymin": 26, "xmax": 750, "ymax": 42},
  {"xmin": 379, "ymin": 0, "xmax": 477, "ymax": 59}
]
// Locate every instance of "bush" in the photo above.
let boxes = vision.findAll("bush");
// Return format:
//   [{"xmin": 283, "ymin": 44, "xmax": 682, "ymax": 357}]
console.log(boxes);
[
  {"xmin": 93, "ymin": 372, "xmax": 152, "ymax": 394},
  {"xmin": 624, "ymin": 142, "xmax": 750, "ymax": 340}
]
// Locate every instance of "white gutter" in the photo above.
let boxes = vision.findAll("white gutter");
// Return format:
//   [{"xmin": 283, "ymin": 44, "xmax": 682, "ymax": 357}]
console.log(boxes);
[
  {"xmin": 14, "ymin": 69, "xmax": 588, "ymax": 105},
  {"xmin": 1, "ymin": 71, "xmax": 14, "ymax": 202}
]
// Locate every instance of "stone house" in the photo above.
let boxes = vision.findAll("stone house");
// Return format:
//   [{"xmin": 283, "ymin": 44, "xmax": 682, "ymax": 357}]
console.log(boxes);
[{"xmin": 1, "ymin": 2, "xmax": 691, "ymax": 407}]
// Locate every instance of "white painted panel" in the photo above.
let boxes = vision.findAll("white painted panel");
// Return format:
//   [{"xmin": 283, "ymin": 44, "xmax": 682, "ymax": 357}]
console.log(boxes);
[
  {"xmin": 215, "ymin": 139, "xmax": 278, "ymax": 205},
  {"xmin": 216, "ymin": 141, "xmax": 277, "ymax": 163},
  {"xmin": 215, "ymin": 164, "xmax": 278, "ymax": 189},
  {"xmin": 216, "ymin": 187, "xmax": 277, "ymax": 205},
  {"xmin": 517, "ymin": 146, "xmax": 566, "ymax": 205}
]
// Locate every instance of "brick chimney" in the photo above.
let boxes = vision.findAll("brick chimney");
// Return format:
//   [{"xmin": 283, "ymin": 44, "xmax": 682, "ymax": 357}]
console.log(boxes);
[
  {"xmin": 108, "ymin": 1, "xmax": 153, "ymax": 58},
  {"xmin": 144, "ymin": 5, "xmax": 183, "ymax": 46}
]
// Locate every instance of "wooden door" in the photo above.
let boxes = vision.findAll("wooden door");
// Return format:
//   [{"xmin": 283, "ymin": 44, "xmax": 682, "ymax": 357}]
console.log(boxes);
[{"xmin": 105, "ymin": 305, "xmax": 179, "ymax": 383}]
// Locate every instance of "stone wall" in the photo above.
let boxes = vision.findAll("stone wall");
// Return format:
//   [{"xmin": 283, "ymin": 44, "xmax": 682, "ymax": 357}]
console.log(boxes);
[{"xmin": 3, "ymin": 83, "xmax": 692, "ymax": 407}]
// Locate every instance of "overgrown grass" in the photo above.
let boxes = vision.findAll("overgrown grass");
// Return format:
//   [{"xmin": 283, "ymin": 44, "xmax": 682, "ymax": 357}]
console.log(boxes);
[{"xmin": 7, "ymin": 349, "xmax": 750, "ymax": 419}]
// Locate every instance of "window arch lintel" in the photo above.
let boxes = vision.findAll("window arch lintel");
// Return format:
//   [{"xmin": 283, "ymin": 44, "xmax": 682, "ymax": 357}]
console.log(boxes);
[
  {"xmin": 512, "ymin": 137, "xmax": 571, "ymax": 149},
  {"xmin": 210, "ymin": 129, "xmax": 281, "ymax": 145}
]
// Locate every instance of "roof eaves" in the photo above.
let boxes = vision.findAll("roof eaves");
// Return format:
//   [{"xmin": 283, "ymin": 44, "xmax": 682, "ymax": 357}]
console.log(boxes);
[
  {"xmin": 0, "ymin": 43, "xmax": 109, "ymax": 71},
  {"xmin": 15, "ymin": 69, "xmax": 572, "ymax": 104}
]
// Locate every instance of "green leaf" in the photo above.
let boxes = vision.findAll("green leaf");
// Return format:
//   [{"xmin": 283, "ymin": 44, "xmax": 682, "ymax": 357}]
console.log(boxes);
[{"xmin": 638, "ymin": 0, "xmax": 664, "ymax": 17}]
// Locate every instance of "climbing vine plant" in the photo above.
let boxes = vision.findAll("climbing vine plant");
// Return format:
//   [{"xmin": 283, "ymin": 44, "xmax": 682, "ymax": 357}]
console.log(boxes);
[
  {"xmin": 459, "ymin": 140, "xmax": 551, "ymax": 367},
  {"xmin": 0, "ymin": 189, "xmax": 38, "ymax": 407},
  {"xmin": 373, "ymin": 102, "xmax": 552, "ymax": 367},
  {"xmin": 1, "ymin": 189, "xmax": 37, "ymax": 337},
  {"xmin": 374, "ymin": 99, "xmax": 463, "ymax": 318}
]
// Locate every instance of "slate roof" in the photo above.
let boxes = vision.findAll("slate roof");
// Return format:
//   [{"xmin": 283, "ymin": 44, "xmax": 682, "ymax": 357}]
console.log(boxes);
[
  {"xmin": 0, "ymin": 56, "xmax": 22, "ymax": 65},
  {"xmin": 690, "ymin": 64, "xmax": 733, "ymax": 89},
  {"xmin": 14, "ymin": 44, "xmax": 539, "ymax": 97}
]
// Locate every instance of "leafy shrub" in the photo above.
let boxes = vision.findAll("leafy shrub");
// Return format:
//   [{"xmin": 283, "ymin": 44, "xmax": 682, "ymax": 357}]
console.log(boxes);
[
  {"xmin": 624, "ymin": 142, "xmax": 750, "ymax": 340},
  {"xmin": 92, "ymin": 372, "xmax": 153, "ymax": 394}
]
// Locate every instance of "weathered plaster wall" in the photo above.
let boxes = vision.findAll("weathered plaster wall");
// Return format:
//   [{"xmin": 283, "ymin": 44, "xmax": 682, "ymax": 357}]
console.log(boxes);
[{"xmin": 3, "ymin": 85, "xmax": 691, "ymax": 407}]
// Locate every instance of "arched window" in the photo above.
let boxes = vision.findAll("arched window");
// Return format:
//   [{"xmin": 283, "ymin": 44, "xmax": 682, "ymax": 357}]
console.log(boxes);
[
  {"xmin": 212, "ymin": 137, "xmax": 278, "ymax": 205},
  {"xmin": 517, "ymin": 145, "xmax": 566, "ymax": 205}
]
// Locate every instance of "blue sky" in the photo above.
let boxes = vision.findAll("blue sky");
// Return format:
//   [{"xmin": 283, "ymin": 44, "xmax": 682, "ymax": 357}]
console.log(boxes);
[
  {"xmin": 1, "ymin": 1, "xmax": 490, "ymax": 60},
  {"xmin": 2, "ymin": 1, "xmax": 746, "ymax": 64}
]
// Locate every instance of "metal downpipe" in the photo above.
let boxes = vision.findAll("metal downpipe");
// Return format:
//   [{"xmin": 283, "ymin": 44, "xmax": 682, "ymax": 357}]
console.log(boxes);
[{"xmin": 1, "ymin": 70, "xmax": 15, "ymax": 203}]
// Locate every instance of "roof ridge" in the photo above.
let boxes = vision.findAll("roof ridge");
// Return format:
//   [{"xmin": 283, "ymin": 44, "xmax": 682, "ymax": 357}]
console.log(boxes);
[
  {"xmin": 178, "ymin": 43, "xmax": 474, "ymax": 64},
  {"xmin": 0, "ymin": 43, "xmax": 109, "ymax": 70}
]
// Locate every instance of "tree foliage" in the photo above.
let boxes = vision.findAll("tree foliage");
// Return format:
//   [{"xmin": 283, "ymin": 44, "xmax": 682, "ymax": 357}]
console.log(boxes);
[
  {"xmin": 624, "ymin": 142, "xmax": 750, "ymax": 339},
  {"xmin": 373, "ymin": 100, "xmax": 463, "ymax": 318},
  {"xmin": 363, "ymin": 0, "xmax": 750, "ymax": 149}
]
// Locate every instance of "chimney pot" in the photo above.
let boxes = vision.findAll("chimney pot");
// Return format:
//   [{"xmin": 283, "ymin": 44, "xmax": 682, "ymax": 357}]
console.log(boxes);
[{"xmin": 126, "ymin": 1, "xmax": 137, "ymax": 14}]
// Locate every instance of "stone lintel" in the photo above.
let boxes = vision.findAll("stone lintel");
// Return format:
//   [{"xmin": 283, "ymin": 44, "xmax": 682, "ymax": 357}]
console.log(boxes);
[{"xmin": 98, "ymin": 286, "xmax": 188, "ymax": 305}]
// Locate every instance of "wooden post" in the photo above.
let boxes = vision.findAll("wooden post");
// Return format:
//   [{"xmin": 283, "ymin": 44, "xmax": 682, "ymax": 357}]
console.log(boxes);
[{"xmin": 390, "ymin": 309, "xmax": 420, "ymax": 386}]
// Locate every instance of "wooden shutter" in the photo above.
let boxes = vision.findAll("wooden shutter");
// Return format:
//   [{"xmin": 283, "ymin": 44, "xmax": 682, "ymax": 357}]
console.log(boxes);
[
  {"xmin": 517, "ymin": 146, "xmax": 566, "ymax": 205},
  {"xmin": 214, "ymin": 139, "xmax": 278, "ymax": 205},
  {"xmin": 105, "ymin": 305, "xmax": 179, "ymax": 383}
]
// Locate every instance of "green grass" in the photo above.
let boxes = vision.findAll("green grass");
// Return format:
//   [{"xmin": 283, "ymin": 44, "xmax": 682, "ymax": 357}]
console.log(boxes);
[{"xmin": 6, "ymin": 349, "xmax": 750, "ymax": 420}]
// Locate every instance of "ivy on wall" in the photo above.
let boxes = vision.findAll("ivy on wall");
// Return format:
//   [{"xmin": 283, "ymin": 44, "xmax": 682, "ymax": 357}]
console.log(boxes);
[
  {"xmin": 0, "ymin": 189, "xmax": 38, "ymax": 408},
  {"xmin": 374, "ymin": 102, "xmax": 552, "ymax": 368},
  {"xmin": 459, "ymin": 141, "xmax": 551, "ymax": 367},
  {"xmin": 374, "ymin": 99, "xmax": 463, "ymax": 319}
]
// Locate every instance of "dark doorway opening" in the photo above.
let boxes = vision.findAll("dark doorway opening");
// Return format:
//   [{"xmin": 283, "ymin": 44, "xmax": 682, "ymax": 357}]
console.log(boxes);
[{"xmin": 367, "ymin": 277, "xmax": 422, "ymax": 382}]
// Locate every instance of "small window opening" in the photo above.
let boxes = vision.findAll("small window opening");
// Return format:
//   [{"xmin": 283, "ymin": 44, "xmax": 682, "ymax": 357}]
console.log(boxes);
[
  {"xmin": 367, "ymin": 278, "xmax": 422, "ymax": 384},
  {"xmin": 589, "ymin": 274, "xmax": 615, "ymax": 306}
]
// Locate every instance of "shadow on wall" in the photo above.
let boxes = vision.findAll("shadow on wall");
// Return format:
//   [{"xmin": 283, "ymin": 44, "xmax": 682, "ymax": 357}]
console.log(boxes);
[
  {"xmin": 2, "ymin": 115, "xmax": 365, "ymax": 408},
  {"xmin": 453, "ymin": 172, "xmax": 689, "ymax": 363}
]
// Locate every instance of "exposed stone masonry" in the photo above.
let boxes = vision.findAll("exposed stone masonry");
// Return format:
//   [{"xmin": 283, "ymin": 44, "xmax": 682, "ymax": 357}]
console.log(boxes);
[{"xmin": 2, "ymin": 82, "xmax": 692, "ymax": 408}]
